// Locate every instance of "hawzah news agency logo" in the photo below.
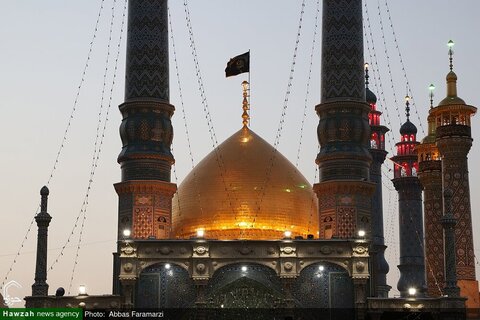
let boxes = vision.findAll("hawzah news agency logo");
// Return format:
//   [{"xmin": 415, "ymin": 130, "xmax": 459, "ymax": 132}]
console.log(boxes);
[{"xmin": 3, "ymin": 280, "xmax": 23, "ymax": 307}]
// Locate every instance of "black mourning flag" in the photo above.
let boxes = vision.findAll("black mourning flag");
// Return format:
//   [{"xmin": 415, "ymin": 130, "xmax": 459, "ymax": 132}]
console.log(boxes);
[{"xmin": 225, "ymin": 51, "xmax": 250, "ymax": 77}]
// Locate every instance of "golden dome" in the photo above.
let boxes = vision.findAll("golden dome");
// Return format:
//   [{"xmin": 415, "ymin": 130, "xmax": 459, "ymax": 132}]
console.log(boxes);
[{"xmin": 172, "ymin": 127, "xmax": 319, "ymax": 240}]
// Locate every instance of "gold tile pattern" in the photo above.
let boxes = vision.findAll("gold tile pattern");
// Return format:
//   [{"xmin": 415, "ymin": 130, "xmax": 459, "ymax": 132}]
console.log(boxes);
[{"xmin": 172, "ymin": 127, "xmax": 319, "ymax": 239}]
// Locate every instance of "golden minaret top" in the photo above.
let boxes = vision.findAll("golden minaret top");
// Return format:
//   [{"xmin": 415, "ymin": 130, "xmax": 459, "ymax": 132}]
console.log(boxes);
[{"xmin": 241, "ymin": 81, "xmax": 250, "ymax": 128}]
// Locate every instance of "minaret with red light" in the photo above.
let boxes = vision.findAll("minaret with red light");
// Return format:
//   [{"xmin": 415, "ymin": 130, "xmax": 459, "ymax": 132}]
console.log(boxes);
[
  {"xmin": 417, "ymin": 84, "xmax": 445, "ymax": 297},
  {"xmin": 391, "ymin": 96, "xmax": 426, "ymax": 297},
  {"xmin": 365, "ymin": 64, "xmax": 390, "ymax": 297},
  {"xmin": 430, "ymin": 40, "xmax": 478, "ymax": 309}
]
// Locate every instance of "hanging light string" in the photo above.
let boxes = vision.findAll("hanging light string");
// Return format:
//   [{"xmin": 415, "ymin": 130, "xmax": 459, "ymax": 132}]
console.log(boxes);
[
  {"xmin": 374, "ymin": 0, "xmax": 403, "ymax": 125},
  {"xmin": 0, "ymin": 239, "xmax": 116, "ymax": 258},
  {"xmin": 363, "ymin": 1, "xmax": 396, "ymax": 154},
  {"xmin": 383, "ymin": 181, "xmax": 400, "ymax": 296},
  {"xmin": 367, "ymin": 2, "xmax": 443, "ymax": 296},
  {"xmin": 182, "ymin": 0, "xmax": 239, "ymax": 227},
  {"xmin": 66, "ymin": 0, "xmax": 126, "ymax": 294},
  {"xmin": 46, "ymin": 0, "xmax": 106, "ymax": 187},
  {"xmin": 56, "ymin": 0, "xmax": 117, "ymax": 275},
  {"xmin": 380, "ymin": 167, "xmax": 395, "ymax": 192},
  {"xmin": 0, "ymin": 0, "xmax": 106, "ymax": 292},
  {"xmin": 168, "ymin": 7, "xmax": 195, "ymax": 170},
  {"xmin": 382, "ymin": 0, "xmax": 426, "ymax": 136},
  {"xmin": 295, "ymin": 0, "xmax": 320, "ymax": 168},
  {"xmin": 247, "ymin": 0, "xmax": 307, "ymax": 234},
  {"xmin": 382, "ymin": 163, "xmax": 444, "ymax": 296},
  {"xmin": 402, "ymin": 185, "xmax": 444, "ymax": 296},
  {"xmin": 168, "ymin": 5, "xmax": 206, "ymax": 233}
]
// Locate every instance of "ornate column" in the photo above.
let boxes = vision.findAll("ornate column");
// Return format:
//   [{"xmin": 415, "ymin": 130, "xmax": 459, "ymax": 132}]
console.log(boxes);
[
  {"xmin": 120, "ymin": 279, "xmax": 136, "ymax": 308},
  {"xmin": 31, "ymin": 186, "xmax": 52, "ymax": 297},
  {"xmin": 315, "ymin": 0, "xmax": 375, "ymax": 241},
  {"xmin": 352, "ymin": 239, "xmax": 370, "ymax": 320},
  {"xmin": 417, "ymin": 109, "xmax": 444, "ymax": 297},
  {"xmin": 441, "ymin": 189, "xmax": 460, "ymax": 297},
  {"xmin": 115, "ymin": 0, "xmax": 176, "ymax": 241},
  {"xmin": 119, "ymin": 240, "xmax": 138, "ymax": 308},
  {"xmin": 431, "ymin": 43, "xmax": 478, "ymax": 307},
  {"xmin": 353, "ymin": 278, "xmax": 368, "ymax": 320}
]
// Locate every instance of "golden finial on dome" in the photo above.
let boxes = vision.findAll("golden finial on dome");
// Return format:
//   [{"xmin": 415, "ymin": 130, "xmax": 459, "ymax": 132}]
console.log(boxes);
[{"xmin": 241, "ymin": 81, "xmax": 250, "ymax": 127}]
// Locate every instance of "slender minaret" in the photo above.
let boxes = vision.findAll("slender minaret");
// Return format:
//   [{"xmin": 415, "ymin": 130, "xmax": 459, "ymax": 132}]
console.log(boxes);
[
  {"xmin": 417, "ymin": 85, "xmax": 444, "ymax": 297},
  {"xmin": 365, "ymin": 64, "xmax": 390, "ymax": 297},
  {"xmin": 113, "ymin": 0, "xmax": 176, "ymax": 294},
  {"xmin": 315, "ymin": 0, "xmax": 375, "ymax": 241},
  {"xmin": 391, "ymin": 97, "xmax": 426, "ymax": 297},
  {"xmin": 114, "ymin": 0, "xmax": 176, "ymax": 241},
  {"xmin": 430, "ymin": 41, "xmax": 478, "ymax": 308},
  {"xmin": 32, "ymin": 186, "xmax": 52, "ymax": 296}
]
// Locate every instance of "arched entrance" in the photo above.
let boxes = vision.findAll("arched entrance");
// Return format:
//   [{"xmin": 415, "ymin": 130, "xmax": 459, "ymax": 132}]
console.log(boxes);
[
  {"xmin": 135, "ymin": 262, "xmax": 196, "ymax": 308},
  {"xmin": 293, "ymin": 262, "xmax": 354, "ymax": 308},
  {"xmin": 206, "ymin": 263, "xmax": 284, "ymax": 308}
]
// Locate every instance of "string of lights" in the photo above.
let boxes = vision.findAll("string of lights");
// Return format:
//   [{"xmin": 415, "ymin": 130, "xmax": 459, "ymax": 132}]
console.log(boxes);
[
  {"xmin": 295, "ymin": 0, "xmax": 320, "ymax": 168},
  {"xmin": 183, "ymin": 0, "xmax": 240, "ymax": 227},
  {"xmin": 382, "ymin": 0, "xmax": 426, "ymax": 136},
  {"xmin": 0, "ymin": 239, "xmax": 115, "ymax": 258},
  {"xmin": 383, "ymin": 160, "xmax": 444, "ymax": 296},
  {"xmin": 380, "ymin": 167, "xmax": 395, "ymax": 192},
  {"xmin": 54, "ymin": 0, "xmax": 117, "ymax": 276},
  {"xmin": 374, "ymin": 0, "xmax": 403, "ymax": 125},
  {"xmin": 366, "ymin": 1, "xmax": 444, "ymax": 296},
  {"xmin": 168, "ymin": 7, "xmax": 195, "ymax": 170},
  {"xmin": 0, "ymin": 0, "xmax": 106, "ymax": 292},
  {"xmin": 67, "ymin": 0, "xmax": 126, "ymax": 294},
  {"xmin": 383, "ymin": 185, "xmax": 400, "ymax": 296},
  {"xmin": 363, "ymin": 1, "xmax": 396, "ymax": 155},
  {"xmin": 168, "ymin": 6, "xmax": 206, "ymax": 230},
  {"xmin": 248, "ymin": 0, "xmax": 307, "ymax": 233}
]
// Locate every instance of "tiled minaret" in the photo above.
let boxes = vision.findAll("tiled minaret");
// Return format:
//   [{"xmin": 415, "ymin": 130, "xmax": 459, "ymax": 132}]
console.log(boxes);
[
  {"xmin": 114, "ymin": 0, "xmax": 176, "ymax": 241},
  {"xmin": 391, "ymin": 97, "xmax": 426, "ymax": 297},
  {"xmin": 365, "ymin": 64, "xmax": 390, "ymax": 297},
  {"xmin": 417, "ymin": 85, "xmax": 444, "ymax": 297},
  {"xmin": 430, "ymin": 41, "xmax": 478, "ymax": 309},
  {"xmin": 314, "ymin": 0, "xmax": 375, "ymax": 241}
]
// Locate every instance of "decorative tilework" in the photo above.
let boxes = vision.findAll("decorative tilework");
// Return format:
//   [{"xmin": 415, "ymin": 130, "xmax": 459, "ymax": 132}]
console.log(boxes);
[
  {"xmin": 125, "ymin": 0, "xmax": 169, "ymax": 101},
  {"xmin": 293, "ymin": 262, "xmax": 353, "ymax": 308},
  {"xmin": 321, "ymin": 0, "xmax": 365, "ymax": 102},
  {"xmin": 136, "ymin": 263, "xmax": 196, "ymax": 308}
]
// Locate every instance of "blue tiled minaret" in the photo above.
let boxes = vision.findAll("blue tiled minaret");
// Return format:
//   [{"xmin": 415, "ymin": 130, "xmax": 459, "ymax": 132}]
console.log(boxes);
[
  {"xmin": 113, "ymin": 0, "xmax": 176, "ymax": 297},
  {"xmin": 314, "ymin": 1, "xmax": 374, "ymax": 309},
  {"xmin": 314, "ymin": 0, "xmax": 375, "ymax": 241},
  {"xmin": 115, "ymin": 0, "xmax": 176, "ymax": 241}
]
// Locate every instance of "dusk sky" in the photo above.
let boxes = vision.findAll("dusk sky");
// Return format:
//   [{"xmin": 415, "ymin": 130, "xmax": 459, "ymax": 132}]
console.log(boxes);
[{"xmin": 0, "ymin": 0, "xmax": 479, "ymax": 303}]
